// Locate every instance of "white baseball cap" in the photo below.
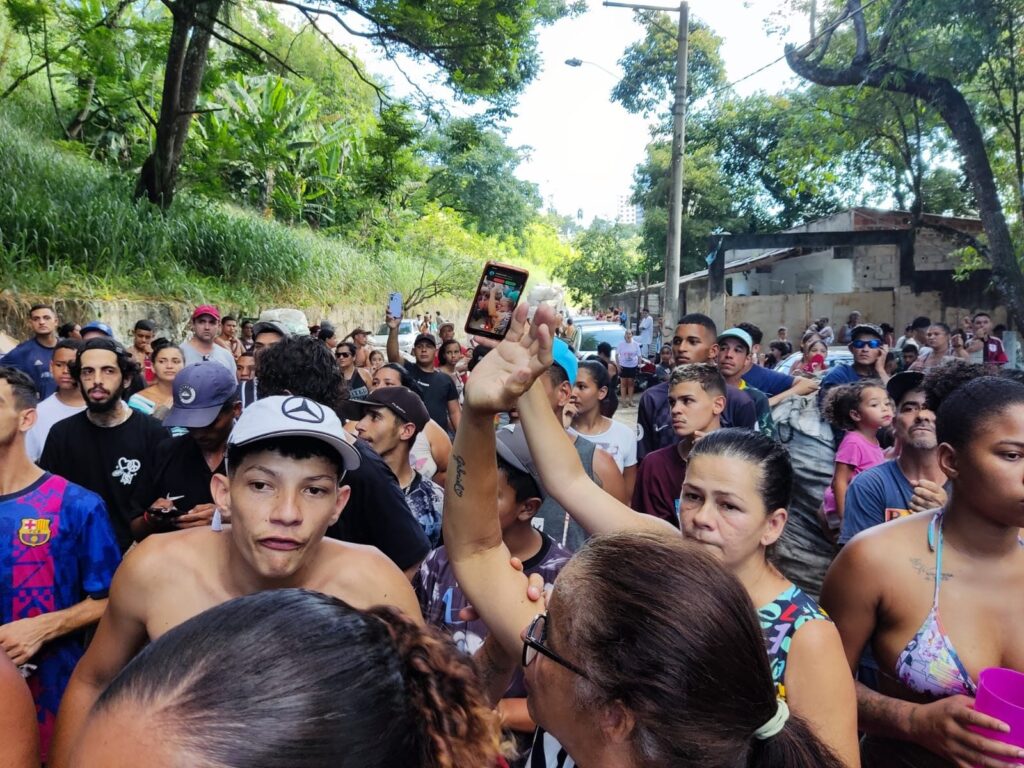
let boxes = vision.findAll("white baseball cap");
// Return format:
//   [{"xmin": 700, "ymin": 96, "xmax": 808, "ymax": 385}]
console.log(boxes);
[{"xmin": 227, "ymin": 396, "xmax": 360, "ymax": 475}]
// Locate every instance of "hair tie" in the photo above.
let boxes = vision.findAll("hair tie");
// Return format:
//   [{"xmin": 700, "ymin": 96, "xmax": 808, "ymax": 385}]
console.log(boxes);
[{"xmin": 754, "ymin": 699, "xmax": 789, "ymax": 740}]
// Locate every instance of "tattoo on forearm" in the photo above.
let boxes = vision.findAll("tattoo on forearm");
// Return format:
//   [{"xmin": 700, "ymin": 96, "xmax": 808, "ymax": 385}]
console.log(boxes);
[
  {"xmin": 453, "ymin": 454, "xmax": 466, "ymax": 497},
  {"xmin": 909, "ymin": 557, "xmax": 953, "ymax": 582}
]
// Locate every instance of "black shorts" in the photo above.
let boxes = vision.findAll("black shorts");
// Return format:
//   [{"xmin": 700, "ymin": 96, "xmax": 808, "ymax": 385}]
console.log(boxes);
[{"xmin": 619, "ymin": 365, "xmax": 638, "ymax": 379}]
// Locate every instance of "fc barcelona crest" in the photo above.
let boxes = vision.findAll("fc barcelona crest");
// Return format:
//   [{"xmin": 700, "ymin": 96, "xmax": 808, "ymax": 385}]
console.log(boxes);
[{"xmin": 18, "ymin": 518, "xmax": 51, "ymax": 547}]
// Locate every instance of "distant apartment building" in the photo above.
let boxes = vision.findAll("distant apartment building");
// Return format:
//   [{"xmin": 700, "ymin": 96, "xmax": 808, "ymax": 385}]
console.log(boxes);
[{"xmin": 615, "ymin": 195, "xmax": 644, "ymax": 226}]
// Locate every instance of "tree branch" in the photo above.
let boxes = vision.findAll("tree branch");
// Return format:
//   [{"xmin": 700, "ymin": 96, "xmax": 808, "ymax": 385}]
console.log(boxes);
[
  {"xmin": 211, "ymin": 16, "xmax": 302, "ymax": 78},
  {"xmin": 1, "ymin": 0, "xmax": 132, "ymax": 100},
  {"xmin": 297, "ymin": 9, "xmax": 386, "ymax": 106}
]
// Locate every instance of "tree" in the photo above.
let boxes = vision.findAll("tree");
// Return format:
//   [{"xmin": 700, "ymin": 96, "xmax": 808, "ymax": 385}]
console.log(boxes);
[
  {"xmin": 133, "ymin": 0, "xmax": 581, "ymax": 208},
  {"xmin": 611, "ymin": 9, "xmax": 727, "ymax": 123},
  {"xmin": 384, "ymin": 205, "xmax": 510, "ymax": 312},
  {"xmin": 785, "ymin": 0, "xmax": 1024, "ymax": 324},
  {"xmin": 630, "ymin": 138, "xmax": 735, "ymax": 276},
  {"xmin": 557, "ymin": 220, "xmax": 641, "ymax": 305},
  {"xmin": 422, "ymin": 117, "xmax": 542, "ymax": 239}
]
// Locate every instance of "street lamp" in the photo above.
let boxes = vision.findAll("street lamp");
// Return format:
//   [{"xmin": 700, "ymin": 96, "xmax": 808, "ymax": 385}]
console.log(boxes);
[{"xmin": 564, "ymin": 58, "xmax": 619, "ymax": 78}]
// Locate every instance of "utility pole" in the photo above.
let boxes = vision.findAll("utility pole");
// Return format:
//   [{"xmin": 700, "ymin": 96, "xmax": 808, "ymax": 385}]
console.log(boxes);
[{"xmin": 605, "ymin": 1, "xmax": 689, "ymax": 338}]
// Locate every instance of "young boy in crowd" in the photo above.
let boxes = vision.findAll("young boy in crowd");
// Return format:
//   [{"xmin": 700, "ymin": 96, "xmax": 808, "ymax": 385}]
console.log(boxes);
[
  {"xmin": 415, "ymin": 427, "xmax": 570, "ymax": 750},
  {"xmin": 631, "ymin": 363, "xmax": 725, "ymax": 523}
]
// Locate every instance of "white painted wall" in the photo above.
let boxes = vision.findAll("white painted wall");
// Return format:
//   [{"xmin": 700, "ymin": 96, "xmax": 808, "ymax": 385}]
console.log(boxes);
[{"xmin": 731, "ymin": 249, "xmax": 853, "ymax": 295}]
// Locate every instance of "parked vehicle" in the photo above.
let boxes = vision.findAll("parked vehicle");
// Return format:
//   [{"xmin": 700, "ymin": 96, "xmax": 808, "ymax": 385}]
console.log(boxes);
[
  {"xmin": 572, "ymin": 323, "xmax": 627, "ymax": 359},
  {"xmin": 370, "ymin": 320, "xmax": 418, "ymax": 355}
]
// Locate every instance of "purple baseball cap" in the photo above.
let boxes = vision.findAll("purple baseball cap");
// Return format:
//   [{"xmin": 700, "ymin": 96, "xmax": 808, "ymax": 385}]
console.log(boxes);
[{"xmin": 164, "ymin": 362, "xmax": 238, "ymax": 428}]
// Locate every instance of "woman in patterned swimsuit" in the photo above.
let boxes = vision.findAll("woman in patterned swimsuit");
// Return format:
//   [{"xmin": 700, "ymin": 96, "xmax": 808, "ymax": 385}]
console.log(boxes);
[
  {"xmin": 822, "ymin": 374, "xmax": 1024, "ymax": 768},
  {"xmin": 680, "ymin": 429, "xmax": 860, "ymax": 767}
]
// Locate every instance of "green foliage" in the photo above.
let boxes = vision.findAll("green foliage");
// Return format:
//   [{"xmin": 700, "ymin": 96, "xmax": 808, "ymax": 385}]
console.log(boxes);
[
  {"xmin": 327, "ymin": 0, "xmax": 583, "ymax": 114},
  {"xmin": 423, "ymin": 118, "xmax": 542, "ymax": 238},
  {"xmin": 612, "ymin": 10, "xmax": 728, "ymax": 122},
  {"xmin": 557, "ymin": 220, "xmax": 641, "ymax": 305},
  {"xmin": 690, "ymin": 92, "xmax": 856, "ymax": 231},
  {"xmin": 382, "ymin": 205, "xmax": 512, "ymax": 311},
  {"xmin": 0, "ymin": 112, "xmax": 394, "ymax": 305},
  {"xmin": 188, "ymin": 73, "xmax": 365, "ymax": 224}
]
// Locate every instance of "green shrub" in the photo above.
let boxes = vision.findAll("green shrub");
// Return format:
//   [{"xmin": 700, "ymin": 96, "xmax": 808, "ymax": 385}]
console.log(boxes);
[{"xmin": 0, "ymin": 114, "xmax": 388, "ymax": 304}]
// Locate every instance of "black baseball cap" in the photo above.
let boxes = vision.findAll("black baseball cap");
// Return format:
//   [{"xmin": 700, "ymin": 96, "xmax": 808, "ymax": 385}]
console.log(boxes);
[
  {"xmin": 413, "ymin": 333, "xmax": 437, "ymax": 348},
  {"xmin": 886, "ymin": 371, "xmax": 924, "ymax": 406},
  {"xmin": 350, "ymin": 386, "xmax": 430, "ymax": 434}
]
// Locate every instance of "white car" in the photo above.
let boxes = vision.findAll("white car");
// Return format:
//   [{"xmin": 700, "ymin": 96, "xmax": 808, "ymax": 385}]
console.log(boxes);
[
  {"xmin": 370, "ymin": 320, "xmax": 418, "ymax": 355},
  {"xmin": 571, "ymin": 323, "xmax": 628, "ymax": 360}
]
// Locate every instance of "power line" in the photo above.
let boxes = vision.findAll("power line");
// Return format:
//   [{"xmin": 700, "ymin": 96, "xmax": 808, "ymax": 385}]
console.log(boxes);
[
  {"xmin": 636, "ymin": 0, "xmax": 888, "ymax": 98},
  {"xmin": 709, "ymin": 0, "xmax": 888, "ymax": 96}
]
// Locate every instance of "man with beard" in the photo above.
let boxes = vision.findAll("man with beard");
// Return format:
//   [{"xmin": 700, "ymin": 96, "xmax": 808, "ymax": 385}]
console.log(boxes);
[
  {"xmin": 131, "ymin": 363, "xmax": 240, "ymax": 539},
  {"xmin": 25, "ymin": 339, "xmax": 85, "ymax": 462},
  {"xmin": 838, "ymin": 371, "xmax": 948, "ymax": 544},
  {"xmin": 635, "ymin": 313, "xmax": 756, "ymax": 459},
  {"xmin": 38, "ymin": 338, "xmax": 167, "ymax": 552},
  {"xmin": 181, "ymin": 305, "xmax": 235, "ymax": 374}
]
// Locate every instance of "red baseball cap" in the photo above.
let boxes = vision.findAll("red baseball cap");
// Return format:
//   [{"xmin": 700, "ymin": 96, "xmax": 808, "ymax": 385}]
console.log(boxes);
[{"xmin": 192, "ymin": 304, "xmax": 221, "ymax": 321}]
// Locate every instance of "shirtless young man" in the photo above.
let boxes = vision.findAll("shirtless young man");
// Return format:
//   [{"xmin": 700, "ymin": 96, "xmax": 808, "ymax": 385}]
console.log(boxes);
[{"xmin": 49, "ymin": 395, "xmax": 423, "ymax": 766}]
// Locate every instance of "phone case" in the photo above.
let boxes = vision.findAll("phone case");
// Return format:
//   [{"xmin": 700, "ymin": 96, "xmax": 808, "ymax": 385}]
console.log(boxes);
[{"xmin": 464, "ymin": 261, "xmax": 529, "ymax": 341}]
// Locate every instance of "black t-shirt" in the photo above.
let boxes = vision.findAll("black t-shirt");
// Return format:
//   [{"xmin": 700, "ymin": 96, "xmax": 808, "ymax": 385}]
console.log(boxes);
[
  {"xmin": 132, "ymin": 433, "xmax": 223, "ymax": 521},
  {"xmin": 325, "ymin": 438, "xmax": 430, "ymax": 571},
  {"xmin": 344, "ymin": 370, "xmax": 371, "ymax": 401},
  {"xmin": 403, "ymin": 362, "xmax": 458, "ymax": 430},
  {"xmin": 39, "ymin": 410, "xmax": 168, "ymax": 551}
]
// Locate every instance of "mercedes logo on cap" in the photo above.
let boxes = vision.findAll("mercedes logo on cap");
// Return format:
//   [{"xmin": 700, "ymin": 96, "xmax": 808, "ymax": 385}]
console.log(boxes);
[
  {"xmin": 282, "ymin": 397, "xmax": 325, "ymax": 424},
  {"xmin": 178, "ymin": 385, "xmax": 197, "ymax": 405}
]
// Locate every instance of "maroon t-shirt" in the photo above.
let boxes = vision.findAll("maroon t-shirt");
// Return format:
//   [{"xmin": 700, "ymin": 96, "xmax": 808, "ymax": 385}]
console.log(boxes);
[{"xmin": 631, "ymin": 443, "xmax": 687, "ymax": 523}]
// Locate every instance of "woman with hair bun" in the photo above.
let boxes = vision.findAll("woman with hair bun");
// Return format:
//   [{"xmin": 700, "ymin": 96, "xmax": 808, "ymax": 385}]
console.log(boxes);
[
  {"xmin": 822, "ymin": 373, "xmax": 1024, "ymax": 768},
  {"xmin": 445, "ymin": 303, "xmax": 845, "ymax": 768},
  {"xmin": 71, "ymin": 589, "xmax": 504, "ymax": 768}
]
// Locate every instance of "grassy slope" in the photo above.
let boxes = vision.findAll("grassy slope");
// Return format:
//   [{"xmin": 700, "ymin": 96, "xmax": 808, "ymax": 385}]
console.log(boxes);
[{"xmin": 0, "ymin": 111, "xmax": 395, "ymax": 307}]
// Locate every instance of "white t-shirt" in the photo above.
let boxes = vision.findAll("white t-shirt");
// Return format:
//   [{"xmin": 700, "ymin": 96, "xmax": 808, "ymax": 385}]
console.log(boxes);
[
  {"xmin": 616, "ymin": 341, "xmax": 641, "ymax": 369},
  {"xmin": 182, "ymin": 339, "xmax": 236, "ymax": 373},
  {"xmin": 576, "ymin": 419, "xmax": 637, "ymax": 472},
  {"xmin": 25, "ymin": 394, "xmax": 85, "ymax": 461}
]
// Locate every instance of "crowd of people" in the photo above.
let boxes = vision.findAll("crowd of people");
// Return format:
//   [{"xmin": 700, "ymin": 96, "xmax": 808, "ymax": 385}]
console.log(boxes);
[{"xmin": 0, "ymin": 297, "xmax": 1021, "ymax": 768}]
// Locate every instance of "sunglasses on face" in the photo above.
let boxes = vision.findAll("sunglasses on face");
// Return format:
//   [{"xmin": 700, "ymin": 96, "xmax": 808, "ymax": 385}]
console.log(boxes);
[
  {"xmin": 335, "ymin": 352, "xmax": 351, "ymax": 359},
  {"xmin": 851, "ymin": 339, "xmax": 882, "ymax": 349},
  {"xmin": 522, "ymin": 613, "xmax": 589, "ymax": 679}
]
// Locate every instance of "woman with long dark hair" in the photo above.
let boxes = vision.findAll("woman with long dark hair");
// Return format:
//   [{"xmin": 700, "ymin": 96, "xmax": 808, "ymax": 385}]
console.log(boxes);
[
  {"xmin": 444, "ymin": 303, "xmax": 846, "ymax": 768},
  {"xmin": 71, "ymin": 590, "xmax": 503, "ymax": 767}
]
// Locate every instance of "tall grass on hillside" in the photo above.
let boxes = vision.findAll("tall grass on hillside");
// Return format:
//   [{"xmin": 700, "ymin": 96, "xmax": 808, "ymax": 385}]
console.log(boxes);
[{"xmin": 0, "ymin": 115, "xmax": 387, "ymax": 304}]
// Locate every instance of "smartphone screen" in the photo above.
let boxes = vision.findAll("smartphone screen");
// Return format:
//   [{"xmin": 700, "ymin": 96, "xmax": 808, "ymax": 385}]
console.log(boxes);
[
  {"xmin": 387, "ymin": 291, "xmax": 403, "ymax": 319},
  {"xmin": 464, "ymin": 262, "xmax": 529, "ymax": 341}
]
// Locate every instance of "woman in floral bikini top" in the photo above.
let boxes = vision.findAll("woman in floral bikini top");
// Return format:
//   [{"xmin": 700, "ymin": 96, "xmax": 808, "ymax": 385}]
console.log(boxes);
[{"xmin": 823, "ymin": 374, "xmax": 1024, "ymax": 768}]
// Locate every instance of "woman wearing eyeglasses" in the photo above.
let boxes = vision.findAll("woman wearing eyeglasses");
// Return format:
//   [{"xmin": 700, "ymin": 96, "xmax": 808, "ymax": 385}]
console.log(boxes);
[
  {"xmin": 446, "ymin": 303, "xmax": 845, "ymax": 768},
  {"xmin": 335, "ymin": 341, "xmax": 372, "ymax": 400}
]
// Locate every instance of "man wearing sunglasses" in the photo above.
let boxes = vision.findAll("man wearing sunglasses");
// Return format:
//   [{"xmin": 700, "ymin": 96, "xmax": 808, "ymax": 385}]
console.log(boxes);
[{"xmin": 818, "ymin": 323, "xmax": 890, "ymax": 406}]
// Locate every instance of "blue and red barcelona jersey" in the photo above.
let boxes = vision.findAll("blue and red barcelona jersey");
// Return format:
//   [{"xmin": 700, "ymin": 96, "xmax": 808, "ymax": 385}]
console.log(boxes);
[{"xmin": 0, "ymin": 473, "xmax": 121, "ymax": 760}]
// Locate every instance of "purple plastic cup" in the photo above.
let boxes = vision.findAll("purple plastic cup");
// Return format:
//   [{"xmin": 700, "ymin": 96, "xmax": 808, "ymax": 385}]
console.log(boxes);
[{"xmin": 972, "ymin": 667, "xmax": 1024, "ymax": 765}]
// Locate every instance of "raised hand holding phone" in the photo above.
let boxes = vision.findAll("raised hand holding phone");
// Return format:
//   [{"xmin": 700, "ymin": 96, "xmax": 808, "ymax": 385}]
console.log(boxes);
[
  {"xmin": 387, "ymin": 291, "xmax": 403, "ymax": 321},
  {"xmin": 464, "ymin": 261, "xmax": 529, "ymax": 341}
]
